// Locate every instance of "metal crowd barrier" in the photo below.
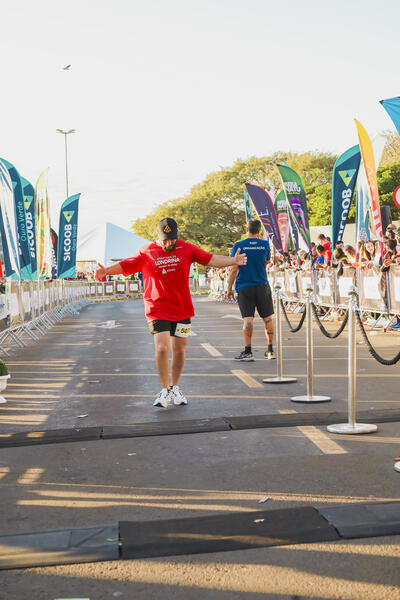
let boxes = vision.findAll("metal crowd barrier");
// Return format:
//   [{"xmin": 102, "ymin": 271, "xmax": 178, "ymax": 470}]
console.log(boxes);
[
  {"xmin": 0, "ymin": 280, "xmax": 92, "ymax": 355},
  {"xmin": 0, "ymin": 278, "xmax": 143, "ymax": 354},
  {"xmin": 265, "ymin": 265, "xmax": 400, "ymax": 323},
  {"xmin": 88, "ymin": 280, "xmax": 142, "ymax": 301}
]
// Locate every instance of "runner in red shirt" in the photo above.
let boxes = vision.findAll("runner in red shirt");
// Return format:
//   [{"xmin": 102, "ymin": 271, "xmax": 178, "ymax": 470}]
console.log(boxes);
[{"xmin": 95, "ymin": 217, "xmax": 247, "ymax": 408}]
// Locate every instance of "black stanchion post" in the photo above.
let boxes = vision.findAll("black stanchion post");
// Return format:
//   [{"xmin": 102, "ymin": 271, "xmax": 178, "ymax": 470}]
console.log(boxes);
[
  {"xmin": 291, "ymin": 284, "xmax": 331, "ymax": 403},
  {"xmin": 263, "ymin": 282, "xmax": 297, "ymax": 384},
  {"xmin": 327, "ymin": 286, "xmax": 377, "ymax": 435}
]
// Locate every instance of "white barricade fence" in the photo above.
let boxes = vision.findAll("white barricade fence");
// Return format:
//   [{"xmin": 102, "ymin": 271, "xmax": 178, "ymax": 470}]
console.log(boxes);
[
  {"xmin": 335, "ymin": 266, "xmax": 357, "ymax": 308},
  {"xmin": 0, "ymin": 279, "xmax": 92, "ymax": 354},
  {"xmin": 389, "ymin": 265, "xmax": 400, "ymax": 315},
  {"xmin": 358, "ymin": 266, "xmax": 387, "ymax": 313},
  {"xmin": 208, "ymin": 264, "xmax": 400, "ymax": 320},
  {"xmin": 314, "ymin": 270, "xmax": 334, "ymax": 307}
]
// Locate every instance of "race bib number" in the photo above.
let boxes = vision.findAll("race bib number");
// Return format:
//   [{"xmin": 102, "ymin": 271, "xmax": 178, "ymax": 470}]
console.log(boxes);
[{"xmin": 175, "ymin": 322, "xmax": 191, "ymax": 338}]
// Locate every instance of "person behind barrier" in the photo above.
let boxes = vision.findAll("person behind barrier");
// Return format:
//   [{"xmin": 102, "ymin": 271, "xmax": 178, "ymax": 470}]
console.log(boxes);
[
  {"xmin": 361, "ymin": 240, "xmax": 381, "ymax": 268},
  {"xmin": 192, "ymin": 265, "xmax": 200, "ymax": 291},
  {"xmin": 381, "ymin": 239, "xmax": 399, "ymax": 272},
  {"xmin": 313, "ymin": 245, "xmax": 328, "ymax": 270},
  {"xmin": 317, "ymin": 233, "xmax": 332, "ymax": 259},
  {"xmin": 344, "ymin": 245, "xmax": 357, "ymax": 265},
  {"xmin": 226, "ymin": 219, "xmax": 275, "ymax": 362},
  {"xmin": 95, "ymin": 217, "xmax": 247, "ymax": 408},
  {"xmin": 396, "ymin": 230, "xmax": 400, "ymax": 254},
  {"xmin": 299, "ymin": 250, "xmax": 312, "ymax": 271}
]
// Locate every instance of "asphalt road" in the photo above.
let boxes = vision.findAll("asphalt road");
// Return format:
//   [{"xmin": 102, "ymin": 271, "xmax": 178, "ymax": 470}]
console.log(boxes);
[{"xmin": 0, "ymin": 296, "xmax": 399, "ymax": 599}]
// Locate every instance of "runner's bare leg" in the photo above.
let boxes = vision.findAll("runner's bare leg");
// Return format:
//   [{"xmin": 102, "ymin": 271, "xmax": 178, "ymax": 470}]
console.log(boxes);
[
  {"xmin": 263, "ymin": 315, "xmax": 274, "ymax": 345},
  {"xmin": 171, "ymin": 336, "xmax": 189, "ymax": 386},
  {"xmin": 243, "ymin": 316, "xmax": 254, "ymax": 347},
  {"xmin": 154, "ymin": 331, "xmax": 170, "ymax": 389}
]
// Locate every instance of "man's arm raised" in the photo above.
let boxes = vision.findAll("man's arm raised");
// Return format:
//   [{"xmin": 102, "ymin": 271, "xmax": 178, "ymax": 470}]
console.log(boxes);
[{"xmin": 207, "ymin": 248, "xmax": 247, "ymax": 268}]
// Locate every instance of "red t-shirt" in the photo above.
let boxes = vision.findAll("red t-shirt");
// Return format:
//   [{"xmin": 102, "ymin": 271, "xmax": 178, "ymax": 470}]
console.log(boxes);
[
  {"xmin": 119, "ymin": 239, "xmax": 213, "ymax": 321},
  {"xmin": 322, "ymin": 241, "xmax": 332, "ymax": 260}
]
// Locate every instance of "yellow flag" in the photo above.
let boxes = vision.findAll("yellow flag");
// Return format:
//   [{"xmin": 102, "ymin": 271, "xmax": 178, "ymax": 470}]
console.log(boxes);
[{"xmin": 354, "ymin": 119, "xmax": 384, "ymax": 252}]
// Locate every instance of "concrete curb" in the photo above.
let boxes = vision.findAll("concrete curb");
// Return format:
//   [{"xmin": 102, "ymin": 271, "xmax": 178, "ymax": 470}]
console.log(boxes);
[
  {"xmin": 1, "ymin": 502, "xmax": 399, "ymax": 570},
  {"xmin": 1, "ymin": 408, "xmax": 400, "ymax": 448}
]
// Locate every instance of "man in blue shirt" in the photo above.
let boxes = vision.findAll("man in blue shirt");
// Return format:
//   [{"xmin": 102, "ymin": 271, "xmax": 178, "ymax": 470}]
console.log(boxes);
[{"xmin": 227, "ymin": 219, "xmax": 275, "ymax": 361}]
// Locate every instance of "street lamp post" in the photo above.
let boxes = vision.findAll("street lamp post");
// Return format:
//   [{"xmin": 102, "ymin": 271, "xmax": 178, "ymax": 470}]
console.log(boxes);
[{"xmin": 56, "ymin": 128, "xmax": 75, "ymax": 198}]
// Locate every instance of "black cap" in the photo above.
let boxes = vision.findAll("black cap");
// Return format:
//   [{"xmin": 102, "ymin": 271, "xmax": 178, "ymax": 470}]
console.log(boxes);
[{"xmin": 157, "ymin": 217, "xmax": 178, "ymax": 240}]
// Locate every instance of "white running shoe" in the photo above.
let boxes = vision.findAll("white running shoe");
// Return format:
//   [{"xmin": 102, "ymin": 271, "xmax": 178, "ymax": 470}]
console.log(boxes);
[
  {"xmin": 170, "ymin": 385, "xmax": 188, "ymax": 406},
  {"xmin": 153, "ymin": 388, "xmax": 171, "ymax": 408}
]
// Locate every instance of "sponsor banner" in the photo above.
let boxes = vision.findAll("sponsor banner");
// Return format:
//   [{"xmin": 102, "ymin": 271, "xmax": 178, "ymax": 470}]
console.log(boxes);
[
  {"xmin": 380, "ymin": 96, "xmax": 400, "ymax": 135},
  {"xmin": 0, "ymin": 160, "xmax": 20, "ymax": 277},
  {"xmin": 331, "ymin": 145, "xmax": 360, "ymax": 247},
  {"xmin": 355, "ymin": 135, "xmax": 386, "ymax": 243},
  {"xmin": 244, "ymin": 189, "xmax": 252, "ymax": 223},
  {"xmin": 57, "ymin": 194, "xmax": 80, "ymax": 279},
  {"xmin": 35, "ymin": 169, "xmax": 52, "ymax": 279},
  {"xmin": 355, "ymin": 161, "xmax": 370, "ymax": 242},
  {"xmin": 51, "ymin": 228, "xmax": 58, "ymax": 279},
  {"xmin": 245, "ymin": 183, "xmax": 283, "ymax": 253},
  {"xmin": 21, "ymin": 177, "xmax": 37, "ymax": 279},
  {"xmin": 355, "ymin": 120, "xmax": 384, "ymax": 255},
  {"xmin": 1, "ymin": 159, "xmax": 32, "ymax": 280},
  {"xmin": 276, "ymin": 163, "xmax": 311, "ymax": 252},
  {"xmin": 274, "ymin": 190, "xmax": 290, "ymax": 253}
]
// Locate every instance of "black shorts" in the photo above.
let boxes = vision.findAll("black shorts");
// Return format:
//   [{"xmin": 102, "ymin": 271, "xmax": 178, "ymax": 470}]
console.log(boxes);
[
  {"xmin": 149, "ymin": 318, "xmax": 191, "ymax": 336},
  {"xmin": 238, "ymin": 284, "xmax": 274, "ymax": 318}
]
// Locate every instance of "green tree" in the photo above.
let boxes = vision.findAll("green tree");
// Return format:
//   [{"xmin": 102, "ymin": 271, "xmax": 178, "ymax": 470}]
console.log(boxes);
[
  {"xmin": 381, "ymin": 130, "xmax": 400, "ymax": 167},
  {"xmin": 377, "ymin": 162, "xmax": 400, "ymax": 220},
  {"xmin": 133, "ymin": 151, "xmax": 338, "ymax": 251}
]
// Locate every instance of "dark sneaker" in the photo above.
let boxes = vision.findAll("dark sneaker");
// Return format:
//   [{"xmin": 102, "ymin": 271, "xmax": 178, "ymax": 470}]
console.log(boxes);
[
  {"xmin": 235, "ymin": 350, "xmax": 254, "ymax": 361},
  {"xmin": 264, "ymin": 350, "xmax": 276, "ymax": 360}
]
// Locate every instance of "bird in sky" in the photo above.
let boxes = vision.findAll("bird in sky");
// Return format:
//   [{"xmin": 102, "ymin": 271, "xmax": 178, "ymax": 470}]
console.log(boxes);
[{"xmin": 63, "ymin": 64, "xmax": 71, "ymax": 70}]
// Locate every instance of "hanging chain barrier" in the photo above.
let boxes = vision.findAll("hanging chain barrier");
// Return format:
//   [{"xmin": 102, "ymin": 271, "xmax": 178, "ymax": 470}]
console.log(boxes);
[
  {"xmin": 310, "ymin": 302, "xmax": 349, "ymax": 339},
  {"xmin": 279, "ymin": 298, "xmax": 306, "ymax": 333},
  {"xmin": 355, "ymin": 307, "xmax": 400, "ymax": 366}
]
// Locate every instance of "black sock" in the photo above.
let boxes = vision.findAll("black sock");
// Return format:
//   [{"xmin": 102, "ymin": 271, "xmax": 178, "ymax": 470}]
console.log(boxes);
[
  {"xmin": 267, "ymin": 344, "xmax": 273, "ymax": 352},
  {"xmin": 245, "ymin": 345, "xmax": 251, "ymax": 354}
]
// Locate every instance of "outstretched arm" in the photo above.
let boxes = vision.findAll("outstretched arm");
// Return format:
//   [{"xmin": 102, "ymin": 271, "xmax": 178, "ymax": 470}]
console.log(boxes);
[
  {"xmin": 95, "ymin": 262, "xmax": 124, "ymax": 281},
  {"xmin": 207, "ymin": 248, "xmax": 247, "ymax": 268},
  {"xmin": 226, "ymin": 265, "xmax": 238, "ymax": 299}
]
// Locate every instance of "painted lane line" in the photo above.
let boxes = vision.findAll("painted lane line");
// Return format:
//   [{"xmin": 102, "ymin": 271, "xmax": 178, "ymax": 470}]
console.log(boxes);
[
  {"xmin": 201, "ymin": 343, "xmax": 222, "ymax": 357},
  {"xmin": 222, "ymin": 314, "xmax": 242, "ymax": 320},
  {"xmin": 297, "ymin": 426, "xmax": 347, "ymax": 455},
  {"xmin": 231, "ymin": 370, "xmax": 263, "ymax": 389},
  {"xmin": 278, "ymin": 410, "xmax": 346, "ymax": 455}
]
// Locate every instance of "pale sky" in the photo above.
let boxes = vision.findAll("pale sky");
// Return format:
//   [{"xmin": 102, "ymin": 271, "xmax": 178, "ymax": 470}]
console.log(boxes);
[{"xmin": 1, "ymin": 0, "xmax": 399, "ymax": 237}]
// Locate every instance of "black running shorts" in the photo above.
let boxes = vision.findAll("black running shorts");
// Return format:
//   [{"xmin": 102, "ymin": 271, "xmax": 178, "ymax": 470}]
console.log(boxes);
[
  {"xmin": 149, "ymin": 318, "xmax": 191, "ymax": 336},
  {"xmin": 237, "ymin": 284, "xmax": 274, "ymax": 318}
]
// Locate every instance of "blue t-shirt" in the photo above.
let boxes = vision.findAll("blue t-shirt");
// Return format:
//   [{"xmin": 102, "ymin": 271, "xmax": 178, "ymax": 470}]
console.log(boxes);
[
  {"xmin": 313, "ymin": 256, "xmax": 324, "ymax": 270},
  {"xmin": 231, "ymin": 237, "xmax": 270, "ymax": 291}
]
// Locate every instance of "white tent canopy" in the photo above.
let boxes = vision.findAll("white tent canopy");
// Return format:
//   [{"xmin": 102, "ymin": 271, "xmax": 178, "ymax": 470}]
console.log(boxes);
[{"xmin": 77, "ymin": 222, "xmax": 151, "ymax": 266}]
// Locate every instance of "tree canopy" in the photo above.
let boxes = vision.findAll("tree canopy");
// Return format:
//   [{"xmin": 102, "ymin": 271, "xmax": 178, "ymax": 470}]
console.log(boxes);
[{"xmin": 132, "ymin": 133, "xmax": 400, "ymax": 253}]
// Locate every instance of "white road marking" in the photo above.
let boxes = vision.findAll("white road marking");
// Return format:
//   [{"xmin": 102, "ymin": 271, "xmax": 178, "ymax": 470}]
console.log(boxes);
[{"xmin": 222, "ymin": 314, "xmax": 242, "ymax": 320}]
